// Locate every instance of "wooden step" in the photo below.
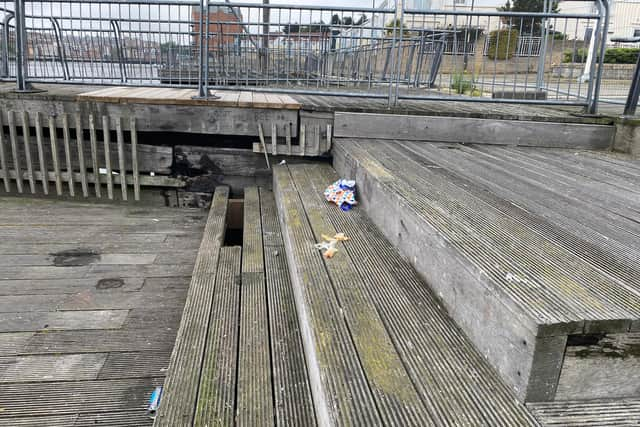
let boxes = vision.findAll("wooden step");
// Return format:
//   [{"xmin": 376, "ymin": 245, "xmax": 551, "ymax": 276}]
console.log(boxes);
[
  {"xmin": 155, "ymin": 186, "xmax": 315, "ymax": 426},
  {"xmin": 155, "ymin": 186, "xmax": 230, "ymax": 426},
  {"xmin": 332, "ymin": 138, "xmax": 640, "ymax": 403},
  {"xmin": 529, "ymin": 398, "xmax": 640, "ymax": 426},
  {"xmin": 273, "ymin": 163, "xmax": 537, "ymax": 425}
]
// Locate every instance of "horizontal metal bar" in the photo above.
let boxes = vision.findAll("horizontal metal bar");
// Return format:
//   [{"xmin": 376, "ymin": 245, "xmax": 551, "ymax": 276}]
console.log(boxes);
[
  {"xmin": 208, "ymin": 2, "xmax": 395, "ymax": 13},
  {"xmin": 404, "ymin": 9, "xmax": 599, "ymax": 19}
]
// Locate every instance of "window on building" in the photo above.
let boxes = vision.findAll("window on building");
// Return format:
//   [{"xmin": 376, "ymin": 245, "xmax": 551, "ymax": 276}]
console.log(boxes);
[
  {"xmin": 454, "ymin": 0, "xmax": 466, "ymax": 4},
  {"xmin": 634, "ymin": 29, "xmax": 640, "ymax": 37},
  {"xmin": 412, "ymin": 0, "xmax": 431, "ymax": 10}
]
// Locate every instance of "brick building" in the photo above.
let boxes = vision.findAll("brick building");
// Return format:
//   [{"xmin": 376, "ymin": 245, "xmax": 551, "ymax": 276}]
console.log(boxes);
[{"xmin": 192, "ymin": 5, "xmax": 243, "ymax": 51}]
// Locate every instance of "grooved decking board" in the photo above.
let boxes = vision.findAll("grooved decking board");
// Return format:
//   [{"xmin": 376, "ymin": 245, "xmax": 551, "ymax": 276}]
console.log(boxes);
[
  {"xmin": 259, "ymin": 188, "xmax": 316, "ymax": 426},
  {"xmin": 286, "ymin": 165, "xmax": 431, "ymax": 425},
  {"xmin": 78, "ymin": 87, "xmax": 301, "ymax": 109},
  {"xmin": 339, "ymin": 139, "xmax": 640, "ymax": 329},
  {"xmin": 529, "ymin": 399, "xmax": 640, "ymax": 426},
  {"xmin": 98, "ymin": 351, "xmax": 173, "ymax": 380},
  {"xmin": 22, "ymin": 328, "xmax": 178, "ymax": 355},
  {"xmin": 236, "ymin": 187, "xmax": 274, "ymax": 425},
  {"xmin": 332, "ymin": 138, "xmax": 640, "ymax": 402},
  {"xmin": 0, "ymin": 353, "xmax": 107, "ymax": 382},
  {"xmin": 0, "ymin": 415, "xmax": 79, "ymax": 426},
  {"xmin": 296, "ymin": 163, "xmax": 539, "ymax": 426},
  {"xmin": 0, "ymin": 277, "xmax": 145, "ymax": 296},
  {"xmin": 193, "ymin": 246, "xmax": 241, "ymax": 426},
  {"xmin": 154, "ymin": 186, "xmax": 229, "ymax": 427},
  {"xmin": 273, "ymin": 165, "xmax": 383, "ymax": 426},
  {"xmin": 0, "ymin": 310, "xmax": 128, "ymax": 332},
  {"xmin": 0, "ymin": 377, "xmax": 162, "ymax": 417},
  {"xmin": 0, "ymin": 196, "xmax": 204, "ymax": 426}
]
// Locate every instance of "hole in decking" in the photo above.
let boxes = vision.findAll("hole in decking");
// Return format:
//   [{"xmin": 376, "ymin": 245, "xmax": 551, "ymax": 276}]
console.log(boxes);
[
  {"xmin": 51, "ymin": 248, "xmax": 101, "ymax": 267},
  {"xmin": 224, "ymin": 198, "xmax": 244, "ymax": 246}
]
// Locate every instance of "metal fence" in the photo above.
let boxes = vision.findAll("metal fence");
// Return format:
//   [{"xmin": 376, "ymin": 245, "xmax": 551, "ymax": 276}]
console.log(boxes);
[{"xmin": 0, "ymin": 0, "xmax": 610, "ymax": 111}]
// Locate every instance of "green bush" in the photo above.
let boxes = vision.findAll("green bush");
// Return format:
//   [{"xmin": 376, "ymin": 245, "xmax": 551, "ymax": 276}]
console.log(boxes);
[
  {"xmin": 563, "ymin": 47, "xmax": 640, "ymax": 64},
  {"xmin": 487, "ymin": 29, "xmax": 519, "ymax": 60},
  {"xmin": 451, "ymin": 73, "xmax": 474, "ymax": 94},
  {"xmin": 604, "ymin": 47, "xmax": 640, "ymax": 64},
  {"xmin": 563, "ymin": 48, "xmax": 588, "ymax": 63}
]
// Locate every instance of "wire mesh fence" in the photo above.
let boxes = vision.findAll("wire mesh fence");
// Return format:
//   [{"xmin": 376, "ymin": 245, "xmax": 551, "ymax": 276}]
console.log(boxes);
[{"xmin": 0, "ymin": 0, "xmax": 617, "ymax": 110}]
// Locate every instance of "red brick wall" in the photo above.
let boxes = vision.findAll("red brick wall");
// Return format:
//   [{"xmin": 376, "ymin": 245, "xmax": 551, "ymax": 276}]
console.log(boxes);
[{"xmin": 192, "ymin": 9, "xmax": 242, "ymax": 50}]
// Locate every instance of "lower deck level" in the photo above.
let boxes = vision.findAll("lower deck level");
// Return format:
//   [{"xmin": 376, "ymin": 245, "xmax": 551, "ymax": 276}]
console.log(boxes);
[{"xmin": 0, "ymin": 195, "xmax": 206, "ymax": 426}]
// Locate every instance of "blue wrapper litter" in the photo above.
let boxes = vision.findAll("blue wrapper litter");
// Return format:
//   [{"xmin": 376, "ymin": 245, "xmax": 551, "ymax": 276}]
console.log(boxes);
[{"xmin": 324, "ymin": 179, "xmax": 357, "ymax": 211}]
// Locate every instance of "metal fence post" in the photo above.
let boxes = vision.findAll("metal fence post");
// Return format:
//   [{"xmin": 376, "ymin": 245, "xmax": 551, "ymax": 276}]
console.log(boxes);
[
  {"xmin": 14, "ymin": 0, "xmax": 31, "ymax": 91},
  {"xmin": 50, "ymin": 17, "xmax": 70, "ymax": 81},
  {"xmin": 611, "ymin": 36, "xmax": 640, "ymax": 115},
  {"xmin": 195, "ymin": 0, "xmax": 207, "ymax": 98},
  {"xmin": 1, "ymin": 13, "xmax": 13, "ymax": 78},
  {"xmin": 535, "ymin": 0, "xmax": 550, "ymax": 91},
  {"xmin": 110, "ymin": 20, "xmax": 127, "ymax": 83},
  {"xmin": 388, "ymin": 0, "xmax": 403, "ymax": 107},
  {"xmin": 589, "ymin": 0, "xmax": 609, "ymax": 114}
]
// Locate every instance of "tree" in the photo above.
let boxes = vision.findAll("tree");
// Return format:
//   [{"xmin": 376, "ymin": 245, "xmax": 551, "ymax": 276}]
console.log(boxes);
[
  {"xmin": 498, "ymin": 0, "xmax": 558, "ymax": 36},
  {"xmin": 385, "ymin": 18, "xmax": 412, "ymax": 38}
]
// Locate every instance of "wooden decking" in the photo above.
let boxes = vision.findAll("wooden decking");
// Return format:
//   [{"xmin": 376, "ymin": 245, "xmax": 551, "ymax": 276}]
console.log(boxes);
[
  {"xmin": 273, "ymin": 163, "xmax": 539, "ymax": 426},
  {"xmin": 156, "ymin": 186, "xmax": 315, "ymax": 426},
  {"xmin": 0, "ymin": 196, "xmax": 207, "ymax": 426},
  {"xmin": 78, "ymin": 87, "xmax": 301, "ymax": 110},
  {"xmin": 333, "ymin": 138, "xmax": 640, "ymax": 403}
]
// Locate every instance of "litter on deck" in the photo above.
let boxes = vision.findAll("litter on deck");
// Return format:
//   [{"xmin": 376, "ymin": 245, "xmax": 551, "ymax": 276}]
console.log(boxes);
[{"xmin": 324, "ymin": 179, "xmax": 357, "ymax": 211}]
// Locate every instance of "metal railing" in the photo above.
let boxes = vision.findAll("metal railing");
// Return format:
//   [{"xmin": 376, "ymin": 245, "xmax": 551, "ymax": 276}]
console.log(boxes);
[{"xmin": 0, "ymin": 0, "xmax": 609, "ymax": 111}]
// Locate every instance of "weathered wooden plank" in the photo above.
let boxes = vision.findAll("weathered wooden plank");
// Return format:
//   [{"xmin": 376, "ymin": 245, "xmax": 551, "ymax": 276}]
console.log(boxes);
[
  {"xmin": 556, "ymin": 333, "xmax": 640, "ymax": 401},
  {"xmin": 20, "ymin": 111, "xmax": 36, "ymax": 194},
  {"xmin": 271, "ymin": 122, "xmax": 277, "ymax": 156},
  {"xmin": 102, "ymin": 115, "xmax": 114, "ymax": 199},
  {"xmin": 0, "ymin": 332, "xmax": 34, "ymax": 356},
  {"xmin": 288, "ymin": 164, "xmax": 434, "ymax": 425},
  {"xmin": 0, "ymin": 414, "xmax": 78, "ymax": 426},
  {"xmin": 0, "ymin": 310, "xmax": 128, "ymax": 332},
  {"xmin": 529, "ymin": 398, "xmax": 640, "ymax": 426},
  {"xmin": 0, "ymin": 353, "xmax": 107, "ymax": 382},
  {"xmin": 74, "ymin": 410, "xmax": 154, "ymax": 426},
  {"xmin": 130, "ymin": 117, "xmax": 140, "ymax": 201},
  {"xmin": 8, "ymin": 111, "xmax": 23, "ymax": 193},
  {"xmin": 23, "ymin": 328, "xmax": 177, "ymax": 355},
  {"xmin": 0, "ymin": 294, "xmax": 69, "ymax": 312},
  {"xmin": 0, "ymin": 95, "xmax": 300, "ymax": 137},
  {"xmin": 193, "ymin": 246, "xmax": 241, "ymax": 426},
  {"xmin": 0, "ymin": 378, "xmax": 161, "ymax": 417},
  {"xmin": 257, "ymin": 122, "xmax": 270, "ymax": 169},
  {"xmin": 48, "ymin": 115, "xmax": 63, "ymax": 195},
  {"xmin": 74, "ymin": 113, "xmax": 89, "ymax": 197},
  {"xmin": 155, "ymin": 186, "xmax": 229, "ymax": 427},
  {"xmin": 286, "ymin": 123, "xmax": 292, "ymax": 155},
  {"xmin": 301, "ymin": 163, "xmax": 538, "ymax": 425},
  {"xmin": 8, "ymin": 168, "xmax": 184, "ymax": 190},
  {"xmin": 62, "ymin": 113, "xmax": 75, "ymax": 196},
  {"xmin": 333, "ymin": 112, "xmax": 614, "ymax": 149},
  {"xmin": 236, "ymin": 187, "xmax": 274, "ymax": 424},
  {"xmin": 98, "ymin": 351, "xmax": 172, "ymax": 380},
  {"xmin": 259, "ymin": 188, "xmax": 316, "ymax": 426},
  {"xmin": 300, "ymin": 124, "xmax": 306, "ymax": 156},
  {"xmin": 0, "ymin": 109, "xmax": 10, "ymax": 192},
  {"xmin": 272, "ymin": 165, "xmax": 383, "ymax": 425},
  {"xmin": 89, "ymin": 114, "xmax": 101, "ymax": 198},
  {"xmin": 116, "ymin": 116, "xmax": 128, "ymax": 201},
  {"xmin": 0, "ymin": 277, "xmax": 145, "ymax": 296}
]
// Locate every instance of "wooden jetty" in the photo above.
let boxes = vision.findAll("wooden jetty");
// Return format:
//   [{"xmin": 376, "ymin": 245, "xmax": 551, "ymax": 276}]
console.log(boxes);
[{"xmin": 0, "ymin": 82, "xmax": 639, "ymax": 426}]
